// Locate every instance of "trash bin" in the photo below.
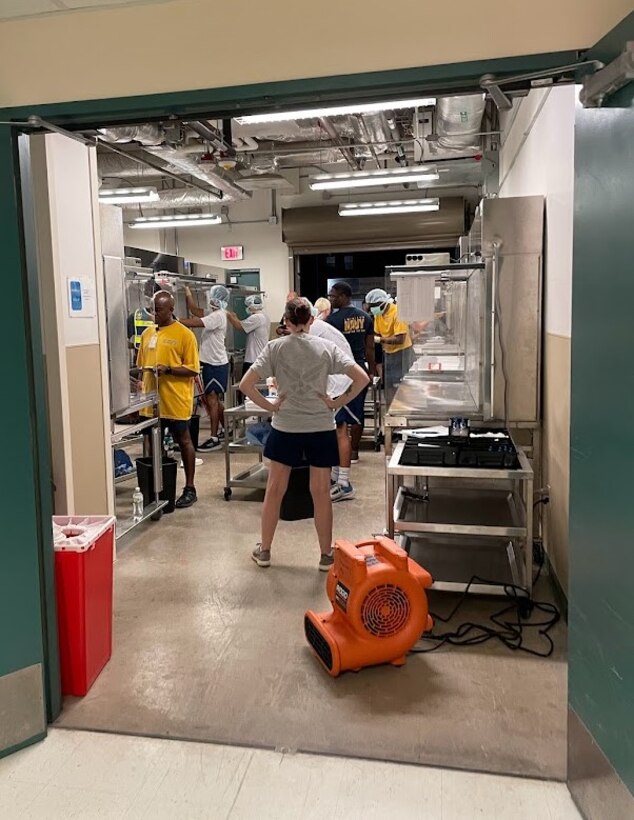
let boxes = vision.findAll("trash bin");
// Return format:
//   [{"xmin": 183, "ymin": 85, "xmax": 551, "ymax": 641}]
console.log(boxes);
[
  {"xmin": 53, "ymin": 516, "xmax": 116, "ymax": 697},
  {"xmin": 136, "ymin": 456, "xmax": 178, "ymax": 513},
  {"xmin": 280, "ymin": 464, "xmax": 314, "ymax": 521}
]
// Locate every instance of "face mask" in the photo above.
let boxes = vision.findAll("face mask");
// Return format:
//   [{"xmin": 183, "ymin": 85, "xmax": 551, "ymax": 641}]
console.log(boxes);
[{"xmin": 370, "ymin": 305, "xmax": 383, "ymax": 317}]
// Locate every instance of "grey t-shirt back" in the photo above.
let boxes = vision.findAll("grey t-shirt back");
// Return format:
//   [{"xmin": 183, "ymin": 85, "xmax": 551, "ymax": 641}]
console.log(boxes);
[{"xmin": 251, "ymin": 332, "xmax": 354, "ymax": 433}]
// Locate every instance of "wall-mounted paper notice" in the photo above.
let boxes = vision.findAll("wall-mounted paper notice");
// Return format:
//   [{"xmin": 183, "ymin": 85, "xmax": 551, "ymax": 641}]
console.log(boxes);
[{"xmin": 67, "ymin": 277, "xmax": 96, "ymax": 318}]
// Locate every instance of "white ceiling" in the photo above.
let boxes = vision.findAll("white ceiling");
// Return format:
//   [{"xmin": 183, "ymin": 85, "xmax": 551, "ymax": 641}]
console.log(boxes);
[{"xmin": 0, "ymin": 0, "xmax": 177, "ymax": 22}]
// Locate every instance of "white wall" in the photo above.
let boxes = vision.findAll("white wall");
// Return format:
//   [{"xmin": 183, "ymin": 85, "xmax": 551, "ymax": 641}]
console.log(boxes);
[
  {"xmin": 498, "ymin": 85, "xmax": 576, "ymax": 590},
  {"xmin": 499, "ymin": 86, "xmax": 576, "ymax": 337},
  {"xmin": 124, "ymin": 189, "xmax": 293, "ymax": 320}
]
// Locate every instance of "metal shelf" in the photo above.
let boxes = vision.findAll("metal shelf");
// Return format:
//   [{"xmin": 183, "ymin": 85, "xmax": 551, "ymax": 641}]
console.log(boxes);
[{"xmin": 116, "ymin": 500, "xmax": 168, "ymax": 539}]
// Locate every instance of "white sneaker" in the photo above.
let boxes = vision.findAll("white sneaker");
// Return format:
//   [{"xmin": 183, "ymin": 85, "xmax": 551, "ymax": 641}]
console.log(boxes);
[
  {"xmin": 180, "ymin": 458, "xmax": 203, "ymax": 468},
  {"xmin": 330, "ymin": 482, "xmax": 355, "ymax": 502}
]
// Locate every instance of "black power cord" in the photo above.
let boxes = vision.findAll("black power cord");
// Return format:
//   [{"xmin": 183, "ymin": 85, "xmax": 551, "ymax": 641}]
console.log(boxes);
[{"xmin": 410, "ymin": 555, "xmax": 560, "ymax": 658}]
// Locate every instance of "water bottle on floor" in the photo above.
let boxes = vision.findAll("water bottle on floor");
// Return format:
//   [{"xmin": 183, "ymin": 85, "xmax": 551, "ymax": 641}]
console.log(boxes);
[{"xmin": 132, "ymin": 486, "xmax": 144, "ymax": 521}]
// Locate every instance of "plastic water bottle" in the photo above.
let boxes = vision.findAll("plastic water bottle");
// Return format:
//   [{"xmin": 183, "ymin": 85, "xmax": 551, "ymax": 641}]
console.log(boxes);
[{"xmin": 132, "ymin": 487, "xmax": 144, "ymax": 522}]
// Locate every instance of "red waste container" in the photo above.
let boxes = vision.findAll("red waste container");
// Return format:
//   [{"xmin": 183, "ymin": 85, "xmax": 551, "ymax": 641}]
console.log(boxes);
[{"xmin": 53, "ymin": 516, "xmax": 116, "ymax": 696}]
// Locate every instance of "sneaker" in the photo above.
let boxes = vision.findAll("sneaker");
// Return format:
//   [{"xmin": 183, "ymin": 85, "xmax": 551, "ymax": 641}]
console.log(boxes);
[
  {"xmin": 175, "ymin": 487, "xmax": 197, "ymax": 508},
  {"xmin": 180, "ymin": 458, "xmax": 203, "ymax": 468},
  {"xmin": 197, "ymin": 436, "xmax": 222, "ymax": 452},
  {"xmin": 330, "ymin": 482, "xmax": 356, "ymax": 502},
  {"xmin": 252, "ymin": 544, "xmax": 271, "ymax": 567},
  {"xmin": 351, "ymin": 451, "xmax": 359, "ymax": 464},
  {"xmin": 319, "ymin": 550, "xmax": 335, "ymax": 572}
]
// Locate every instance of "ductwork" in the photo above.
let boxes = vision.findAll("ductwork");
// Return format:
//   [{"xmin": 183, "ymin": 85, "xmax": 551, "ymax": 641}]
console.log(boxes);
[
  {"xmin": 435, "ymin": 95, "xmax": 486, "ymax": 151},
  {"xmin": 276, "ymin": 150, "xmax": 348, "ymax": 168},
  {"xmin": 98, "ymin": 125, "xmax": 164, "ymax": 146},
  {"xmin": 142, "ymin": 145, "xmax": 250, "ymax": 200},
  {"xmin": 120, "ymin": 188, "xmax": 221, "ymax": 210},
  {"xmin": 99, "ymin": 152, "xmax": 167, "ymax": 180}
]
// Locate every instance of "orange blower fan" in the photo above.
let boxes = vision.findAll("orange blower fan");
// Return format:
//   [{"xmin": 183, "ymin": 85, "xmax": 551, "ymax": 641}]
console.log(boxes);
[{"xmin": 305, "ymin": 537, "xmax": 433, "ymax": 676}]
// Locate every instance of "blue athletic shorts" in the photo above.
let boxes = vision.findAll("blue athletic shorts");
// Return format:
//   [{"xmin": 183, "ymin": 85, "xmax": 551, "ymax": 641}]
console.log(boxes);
[
  {"xmin": 335, "ymin": 385, "xmax": 368, "ymax": 427},
  {"xmin": 202, "ymin": 362, "xmax": 229, "ymax": 395},
  {"xmin": 264, "ymin": 428, "xmax": 339, "ymax": 468},
  {"xmin": 143, "ymin": 417, "xmax": 191, "ymax": 437}
]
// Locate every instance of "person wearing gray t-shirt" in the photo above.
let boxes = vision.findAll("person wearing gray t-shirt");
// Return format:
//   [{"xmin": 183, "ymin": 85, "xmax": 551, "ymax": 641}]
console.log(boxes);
[{"xmin": 240, "ymin": 297, "xmax": 369, "ymax": 571}]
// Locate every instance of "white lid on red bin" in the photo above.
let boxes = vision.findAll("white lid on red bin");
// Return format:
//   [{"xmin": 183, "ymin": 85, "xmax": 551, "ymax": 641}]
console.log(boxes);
[{"xmin": 53, "ymin": 516, "xmax": 116, "ymax": 552}]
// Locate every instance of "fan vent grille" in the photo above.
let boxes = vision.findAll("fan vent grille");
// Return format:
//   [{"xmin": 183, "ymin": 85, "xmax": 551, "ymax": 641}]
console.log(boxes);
[{"xmin": 361, "ymin": 584, "xmax": 410, "ymax": 637}]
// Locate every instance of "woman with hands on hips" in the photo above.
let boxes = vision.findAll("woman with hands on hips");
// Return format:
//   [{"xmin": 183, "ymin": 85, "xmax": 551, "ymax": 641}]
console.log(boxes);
[{"xmin": 239, "ymin": 297, "xmax": 369, "ymax": 571}]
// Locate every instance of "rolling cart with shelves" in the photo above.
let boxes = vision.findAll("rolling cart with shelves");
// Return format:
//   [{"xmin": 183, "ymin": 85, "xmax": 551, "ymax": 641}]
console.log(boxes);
[{"xmin": 223, "ymin": 404, "xmax": 272, "ymax": 500}]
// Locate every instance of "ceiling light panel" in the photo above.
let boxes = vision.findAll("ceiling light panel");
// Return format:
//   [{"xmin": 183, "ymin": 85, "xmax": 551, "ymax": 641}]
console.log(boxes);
[
  {"xmin": 99, "ymin": 186, "xmax": 159, "ymax": 205},
  {"xmin": 236, "ymin": 97, "xmax": 436, "ymax": 125},
  {"xmin": 310, "ymin": 166, "xmax": 439, "ymax": 191},
  {"xmin": 338, "ymin": 198, "xmax": 440, "ymax": 217},
  {"xmin": 128, "ymin": 213, "xmax": 222, "ymax": 229}
]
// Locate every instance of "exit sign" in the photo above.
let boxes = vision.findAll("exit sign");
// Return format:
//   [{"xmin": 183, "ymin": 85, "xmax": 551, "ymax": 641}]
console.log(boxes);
[{"xmin": 221, "ymin": 245, "xmax": 244, "ymax": 261}]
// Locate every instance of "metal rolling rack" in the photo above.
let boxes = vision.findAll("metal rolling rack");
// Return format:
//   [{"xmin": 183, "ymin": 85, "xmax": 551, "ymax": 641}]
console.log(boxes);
[
  {"xmin": 386, "ymin": 434, "xmax": 534, "ymax": 595},
  {"xmin": 110, "ymin": 390, "xmax": 167, "ymax": 539},
  {"xmin": 223, "ymin": 403, "xmax": 271, "ymax": 500}
]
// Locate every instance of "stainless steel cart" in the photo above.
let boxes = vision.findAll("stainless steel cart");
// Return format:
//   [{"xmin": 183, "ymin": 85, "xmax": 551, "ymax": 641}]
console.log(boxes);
[
  {"xmin": 223, "ymin": 404, "xmax": 271, "ymax": 500},
  {"xmin": 362, "ymin": 376, "xmax": 383, "ymax": 451},
  {"xmin": 386, "ymin": 435, "xmax": 534, "ymax": 595}
]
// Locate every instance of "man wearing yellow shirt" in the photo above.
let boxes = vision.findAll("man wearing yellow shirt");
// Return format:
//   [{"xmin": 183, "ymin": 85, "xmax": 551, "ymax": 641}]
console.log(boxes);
[
  {"xmin": 365, "ymin": 288, "xmax": 413, "ymax": 406},
  {"xmin": 137, "ymin": 291, "xmax": 200, "ymax": 508}
]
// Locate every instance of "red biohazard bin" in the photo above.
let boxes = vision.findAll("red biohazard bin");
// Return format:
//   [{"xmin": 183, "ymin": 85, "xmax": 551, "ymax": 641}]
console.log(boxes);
[{"xmin": 53, "ymin": 516, "xmax": 116, "ymax": 696}]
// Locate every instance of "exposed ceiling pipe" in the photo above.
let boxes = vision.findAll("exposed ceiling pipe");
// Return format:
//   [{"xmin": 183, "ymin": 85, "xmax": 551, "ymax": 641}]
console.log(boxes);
[
  {"xmin": 354, "ymin": 115, "xmax": 381, "ymax": 168},
  {"xmin": 382, "ymin": 112, "xmax": 408, "ymax": 165},
  {"xmin": 97, "ymin": 141, "xmax": 223, "ymax": 199},
  {"xmin": 142, "ymin": 144, "xmax": 251, "ymax": 200},
  {"xmin": 185, "ymin": 120, "xmax": 235, "ymax": 155},
  {"xmin": 234, "ymin": 135, "xmax": 259, "ymax": 152},
  {"xmin": 319, "ymin": 117, "xmax": 362, "ymax": 170}
]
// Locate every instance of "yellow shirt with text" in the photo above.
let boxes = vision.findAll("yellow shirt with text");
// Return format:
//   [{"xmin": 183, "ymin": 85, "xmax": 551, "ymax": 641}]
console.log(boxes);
[
  {"xmin": 374, "ymin": 303, "xmax": 412, "ymax": 354},
  {"xmin": 137, "ymin": 321, "xmax": 200, "ymax": 421}
]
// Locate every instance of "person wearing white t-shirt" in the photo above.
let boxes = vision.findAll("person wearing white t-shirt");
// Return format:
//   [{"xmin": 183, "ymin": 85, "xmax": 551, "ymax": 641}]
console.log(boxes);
[
  {"xmin": 226, "ymin": 293, "xmax": 270, "ymax": 386},
  {"xmin": 180, "ymin": 284, "xmax": 230, "ymax": 451}
]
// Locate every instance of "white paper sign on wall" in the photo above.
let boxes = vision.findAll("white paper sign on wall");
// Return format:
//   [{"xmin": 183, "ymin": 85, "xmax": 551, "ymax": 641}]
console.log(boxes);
[{"xmin": 67, "ymin": 277, "xmax": 96, "ymax": 318}]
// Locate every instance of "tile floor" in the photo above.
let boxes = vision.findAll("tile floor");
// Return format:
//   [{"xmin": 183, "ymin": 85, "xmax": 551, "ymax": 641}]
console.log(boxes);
[{"xmin": 0, "ymin": 729, "xmax": 580, "ymax": 819}]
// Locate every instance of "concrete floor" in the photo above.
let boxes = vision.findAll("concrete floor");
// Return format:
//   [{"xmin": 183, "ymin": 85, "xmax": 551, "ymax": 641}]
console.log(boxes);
[{"xmin": 56, "ymin": 438, "xmax": 568, "ymax": 780}]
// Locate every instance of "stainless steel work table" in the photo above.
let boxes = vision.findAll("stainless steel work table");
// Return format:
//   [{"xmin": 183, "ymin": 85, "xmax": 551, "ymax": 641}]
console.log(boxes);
[
  {"xmin": 386, "ymin": 438, "xmax": 534, "ymax": 596},
  {"xmin": 223, "ymin": 403, "xmax": 271, "ymax": 500}
]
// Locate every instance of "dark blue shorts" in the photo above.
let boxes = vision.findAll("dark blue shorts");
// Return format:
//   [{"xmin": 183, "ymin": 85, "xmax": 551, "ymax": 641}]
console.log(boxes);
[
  {"xmin": 202, "ymin": 362, "xmax": 229, "ymax": 395},
  {"xmin": 335, "ymin": 385, "xmax": 368, "ymax": 427},
  {"xmin": 264, "ymin": 428, "xmax": 339, "ymax": 468},
  {"xmin": 143, "ymin": 417, "xmax": 191, "ymax": 437}
]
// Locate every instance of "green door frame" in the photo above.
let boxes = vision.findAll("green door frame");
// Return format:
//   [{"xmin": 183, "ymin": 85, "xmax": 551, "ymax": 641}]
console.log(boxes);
[{"xmin": 0, "ymin": 46, "xmax": 587, "ymax": 740}]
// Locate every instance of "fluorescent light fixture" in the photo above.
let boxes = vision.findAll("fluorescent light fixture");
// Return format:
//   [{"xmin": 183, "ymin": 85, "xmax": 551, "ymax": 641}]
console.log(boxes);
[
  {"xmin": 338, "ymin": 198, "xmax": 440, "ymax": 217},
  {"xmin": 236, "ymin": 97, "xmax": 436, "ymax": 125},
  {"xmin": 98, "ymin": 186, "xmax": 159, "ymax": 205},
  {"xmin": 128, "ymin": 213, "xmax": 222, "ymax": 229},
  {"xmin": 310, "ymin": 166, "xmax": 439, "ymax": 191}
]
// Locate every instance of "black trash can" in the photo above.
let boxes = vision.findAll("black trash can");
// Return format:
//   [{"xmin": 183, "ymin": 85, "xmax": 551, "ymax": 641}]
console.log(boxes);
[
  {"xmin": 136, "ymin": 457, "xmax": 178, "ymax": 514},
  {"xmin": 189, "ymin": 414, "xmax": 200, "ymax": 451},
  {"xmin": 280, "ymin": 464, "xmax": 314, "ymax": 521}
]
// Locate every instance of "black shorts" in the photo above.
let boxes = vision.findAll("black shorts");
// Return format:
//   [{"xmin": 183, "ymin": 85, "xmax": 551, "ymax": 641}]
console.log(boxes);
[
  {"xmin": 143, "ymin": 418, "xmax": 191, "ymax": 437},
  {"xmin": 264, "ymin": 428, "xmax": 339, "ymax": 468}
]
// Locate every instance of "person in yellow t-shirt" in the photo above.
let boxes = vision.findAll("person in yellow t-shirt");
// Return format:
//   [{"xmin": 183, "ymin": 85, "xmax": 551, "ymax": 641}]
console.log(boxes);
[
  {"xmin": 365, "ymin": 288, "xmax": 413, "ymax": 407},
  {"xmin": 137, "ymin": 291, "xmax": 200, "ymax": 509}
]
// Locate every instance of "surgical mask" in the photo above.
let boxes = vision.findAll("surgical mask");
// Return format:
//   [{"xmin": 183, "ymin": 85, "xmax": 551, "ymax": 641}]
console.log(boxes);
[{"xmin": 370, "ymin": 305, "xmax": 383, "ymax": 317}]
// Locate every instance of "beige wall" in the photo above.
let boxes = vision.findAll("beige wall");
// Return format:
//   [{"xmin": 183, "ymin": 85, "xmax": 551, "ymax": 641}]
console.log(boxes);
[{"xmin": 0, "ymin": 0, "xmax": 631, "ymax": 107}]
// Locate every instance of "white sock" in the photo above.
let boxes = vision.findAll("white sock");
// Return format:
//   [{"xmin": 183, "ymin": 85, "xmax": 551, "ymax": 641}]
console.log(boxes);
[
  {"xmin": 331, "ymin": 467, "xmax": 339, "ymax": 482},
  {"xmin": 339, "ymin": 467, "xmax": 350, "ymax": 487}
]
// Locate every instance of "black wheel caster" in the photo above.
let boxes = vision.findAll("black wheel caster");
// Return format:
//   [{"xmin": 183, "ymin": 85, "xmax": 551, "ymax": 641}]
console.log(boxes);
[
  {"xmin": 150, "ymin": 509, "xmax": 163, "ymax": 521},
  {"xmin": 224, "ymin": 488, "xmax": 232, "ymax": 501}
]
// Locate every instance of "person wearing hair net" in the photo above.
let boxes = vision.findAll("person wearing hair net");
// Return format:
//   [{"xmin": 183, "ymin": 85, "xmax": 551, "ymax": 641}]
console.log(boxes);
[
  {"xmin": 180, "ymin": 284, "xmax": 230, "ymax": 451},
  {"xmin": 365, "ymin": 288, "xmax": 413, "ymax": 406},
  {"xmin": 226, "ymin": 294, "xmax": 270, "ymax": 380}
]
